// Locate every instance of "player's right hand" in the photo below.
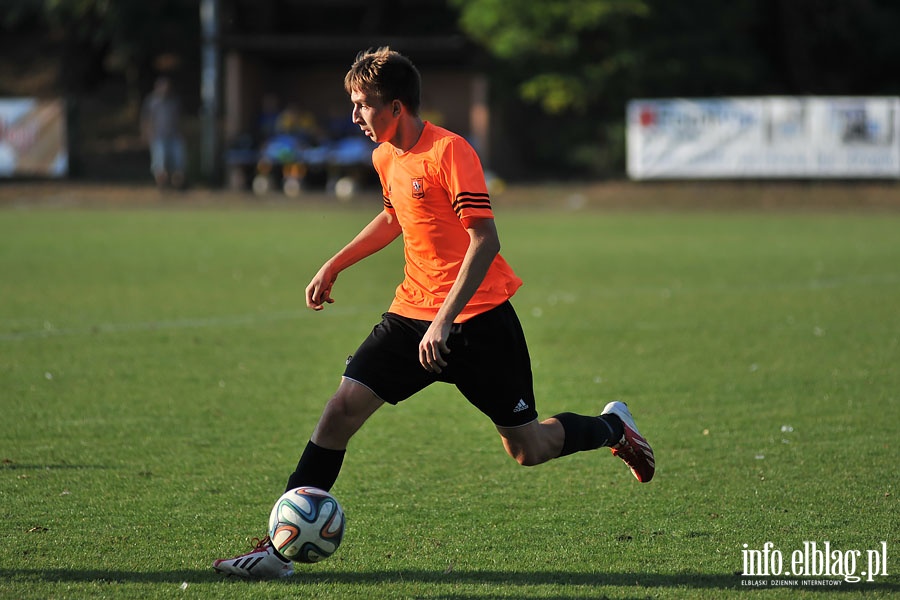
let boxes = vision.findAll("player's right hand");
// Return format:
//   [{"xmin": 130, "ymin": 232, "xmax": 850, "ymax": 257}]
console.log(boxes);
[{"xmin": 306, "ymin": 267, "xmax": 336, "ymax": 311}]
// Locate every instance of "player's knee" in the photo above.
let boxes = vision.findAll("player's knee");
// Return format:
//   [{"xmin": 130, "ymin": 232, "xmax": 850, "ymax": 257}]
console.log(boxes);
[
  {"xmin": 316, "ymin": 396, "xmax": 356, "ymax": 440},
  {"xmin": 323, "ymin": 393, "xmax": 351, "ymax": 420},
  {"xmin": 316, "ymin": 383, "xmax": 381, "ymax": 445},
  {"xmin": 516, "ymin": 453, "xmax": 542, "ymax": 467},
  {"xmin": 505, "ymin": 443, "xmax": 548, "ymax": 467}
]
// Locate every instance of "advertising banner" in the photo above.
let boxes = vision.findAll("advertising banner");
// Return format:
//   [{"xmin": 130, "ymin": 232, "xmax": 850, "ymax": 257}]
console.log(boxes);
[
  {"xmin": 627, "ymin": 97, "xmax": 900, "ymax": 179},
  {"xmin": 0, "ymin": 98, "xmax": 68, "ymax": 178}
]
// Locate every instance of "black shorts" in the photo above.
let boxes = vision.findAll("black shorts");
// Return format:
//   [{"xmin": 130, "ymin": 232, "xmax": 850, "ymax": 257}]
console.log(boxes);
[{"xmin": 343, "ymin": 301, "xmax": 538, "ymax": 428}]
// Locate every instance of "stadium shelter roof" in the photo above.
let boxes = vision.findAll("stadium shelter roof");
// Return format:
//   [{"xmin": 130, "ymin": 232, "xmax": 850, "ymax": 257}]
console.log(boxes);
[{"xmin": 217, "ymin": 0, "xmax": 493, "ymax": 180}]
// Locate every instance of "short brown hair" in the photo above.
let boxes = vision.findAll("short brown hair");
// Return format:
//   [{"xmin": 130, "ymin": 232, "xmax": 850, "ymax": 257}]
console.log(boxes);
[{"xmin": 344, "ymin": 47, "xmax": 421, "ymax": 115}]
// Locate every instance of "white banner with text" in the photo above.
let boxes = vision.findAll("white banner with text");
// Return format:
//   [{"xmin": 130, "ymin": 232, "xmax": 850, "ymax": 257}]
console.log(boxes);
[{"xmin": 627, "ymin": 97, "xmax": 900, "ymax": 179}]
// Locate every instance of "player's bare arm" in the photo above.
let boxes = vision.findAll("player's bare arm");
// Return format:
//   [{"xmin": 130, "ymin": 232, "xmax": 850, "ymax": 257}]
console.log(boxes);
[
  {"xmin": 306, "ymin": 210, "xmax": 401, "ymax": 310},
  {"xmin": 419, "ymin": 218, "xmax": 501, "ymax": 373}
]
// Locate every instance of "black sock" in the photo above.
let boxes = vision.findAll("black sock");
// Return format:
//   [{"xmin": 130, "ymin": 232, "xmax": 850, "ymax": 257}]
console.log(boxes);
[
  {"xmin": 600, "ymin": 413, "xmax": 624, "ymax": 445},
  {"xmin": 554, "ymin": 412, "xmax": 623, "ymax": 457},
  {"xmin": 284, "ymin": 440, "xmax": 346, "ymax": 493}
]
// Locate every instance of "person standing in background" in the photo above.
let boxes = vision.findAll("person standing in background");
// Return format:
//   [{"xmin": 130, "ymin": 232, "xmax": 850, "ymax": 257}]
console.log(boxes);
[{"xmin": 141, "ymin": 76, "xmax": 186, "ymax": 189}]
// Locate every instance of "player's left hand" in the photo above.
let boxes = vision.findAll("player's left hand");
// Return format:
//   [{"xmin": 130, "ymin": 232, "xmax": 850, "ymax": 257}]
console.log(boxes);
[{"xmin": 419, "ymin": 322, "xmax": 451, "ymax": 373}]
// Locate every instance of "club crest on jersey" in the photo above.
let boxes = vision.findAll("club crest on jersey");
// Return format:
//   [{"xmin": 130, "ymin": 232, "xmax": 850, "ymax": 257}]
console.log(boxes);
[{"xmin": 411, "ymin": 177, "xmax": 425, "ymax": 199}]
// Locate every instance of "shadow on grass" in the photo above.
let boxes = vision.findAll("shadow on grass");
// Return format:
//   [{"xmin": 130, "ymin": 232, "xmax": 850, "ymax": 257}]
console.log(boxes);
[{"xmin": 2, "ymin": 568, "xmax": 898, "ymax": 595}]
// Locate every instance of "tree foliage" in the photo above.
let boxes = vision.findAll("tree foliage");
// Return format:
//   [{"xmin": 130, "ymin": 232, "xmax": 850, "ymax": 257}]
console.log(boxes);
[
  {"xmin": 2, "ymin": 0, "xmax": 198, "ymax": 94},
  {"xmin": 454, "ymin": 0, "xmax": 900, "ymax": 110},
  {"xmin": 452, "ymin": 0, "xmax": 649, "ymax": 114},
  {"xmin": 453, "ymin": 0, "xmax": 900, "ymax": 176}
]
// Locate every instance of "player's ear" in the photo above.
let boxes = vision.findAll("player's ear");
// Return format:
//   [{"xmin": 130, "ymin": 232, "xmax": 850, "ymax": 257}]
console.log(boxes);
[{"xmin": 392, "ymin": 100, "xmax": 402, "ymax": 117}]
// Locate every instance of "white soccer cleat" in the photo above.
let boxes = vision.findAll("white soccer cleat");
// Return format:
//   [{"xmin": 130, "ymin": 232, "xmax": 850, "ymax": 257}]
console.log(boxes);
[
  {"xmin": 212, "ymin": 535, "xmax": 294, "ymax": 579},
  {"xmin": 601, "ymin": 401, "xmax": 655, "ymax": 483}
]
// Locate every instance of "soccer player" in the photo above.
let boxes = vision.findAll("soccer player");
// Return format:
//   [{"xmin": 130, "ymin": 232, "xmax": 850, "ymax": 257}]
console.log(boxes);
[{"xmin": 213, "ymin": 47, "xmax": 655, "ymax": 579}]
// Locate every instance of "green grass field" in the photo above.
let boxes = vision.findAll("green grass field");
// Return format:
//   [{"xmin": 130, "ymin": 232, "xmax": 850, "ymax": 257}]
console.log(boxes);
[{"xmin": 1, "ymin": 192, "xmax": 898, "ymax": 599}]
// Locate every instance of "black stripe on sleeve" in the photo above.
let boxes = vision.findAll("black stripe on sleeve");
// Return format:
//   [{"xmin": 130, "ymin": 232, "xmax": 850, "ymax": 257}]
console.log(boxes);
[{"xmin": 452, "ymin": 192, "xmax": 491, "ymax": 213}]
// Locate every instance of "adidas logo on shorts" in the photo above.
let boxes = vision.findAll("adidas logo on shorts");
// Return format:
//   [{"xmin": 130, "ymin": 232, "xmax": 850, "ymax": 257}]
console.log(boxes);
[{"xmin": 513, "ymin": 399, "xmax": 529, "ymax": 413}]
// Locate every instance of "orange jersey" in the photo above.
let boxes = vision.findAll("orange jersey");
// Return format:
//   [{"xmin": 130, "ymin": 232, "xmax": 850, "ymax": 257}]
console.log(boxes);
[{"xmin": 372, "ymin": 122, "xmax": 522, "ymax": 322}]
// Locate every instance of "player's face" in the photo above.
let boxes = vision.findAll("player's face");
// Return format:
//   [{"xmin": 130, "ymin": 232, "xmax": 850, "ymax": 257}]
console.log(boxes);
[{"xmin": 350, "ymin": 88, "xmax": 399, "ymax": 145}]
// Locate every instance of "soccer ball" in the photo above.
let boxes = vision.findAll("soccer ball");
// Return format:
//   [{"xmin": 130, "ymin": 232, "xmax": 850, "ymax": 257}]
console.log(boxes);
[{"xmin": 268, "ymin": 486, "xmax": 345, "ymax": 563}]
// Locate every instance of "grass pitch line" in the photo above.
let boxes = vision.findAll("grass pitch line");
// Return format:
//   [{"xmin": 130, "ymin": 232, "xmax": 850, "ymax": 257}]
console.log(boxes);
[
  {"xmin": 0, "ymin": 306, "xmax": 368, "ymax": 342},
  {"xmin": 2, "ymin": 271, "xmax": 896, "ymax": 343}
]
